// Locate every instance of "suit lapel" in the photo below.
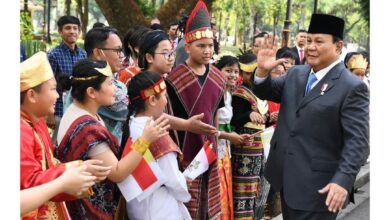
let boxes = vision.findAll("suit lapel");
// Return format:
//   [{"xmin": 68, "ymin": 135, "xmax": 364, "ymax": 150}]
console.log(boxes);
[{"xmin": 296, "ymin": 62, "xmax": 344, "ymax": 112}]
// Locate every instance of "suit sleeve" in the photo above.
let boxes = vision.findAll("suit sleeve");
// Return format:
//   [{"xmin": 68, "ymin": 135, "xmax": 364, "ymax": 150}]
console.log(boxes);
[
  {"xmin": 231, "ymin": 96, "xmax": 252, "ymax": 129},
  {"xmin": 331, "ymin": 82, "xmax": 369, "ymax": 191},
  {"xmin": 252, "ymin": 72, "xmax": 286, "ymax": 103}
]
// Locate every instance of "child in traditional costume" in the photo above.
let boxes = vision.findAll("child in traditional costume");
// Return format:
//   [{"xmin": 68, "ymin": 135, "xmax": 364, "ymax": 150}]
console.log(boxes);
[
  {"xmin": 56, "ymin": 59, "xmax": 168, "ymax": 219},
  {"xmin": 20, "ymin": 52, "xmax": 107, "ymax": 220},
  {"xmin": 231, "ymin": 52, "xmax": 270, "ymax": 219},
  {"xmin": 165, "ymin": 1, "xmax": 225, "ymax": 218},
  {"xmin": 125, "ymin": 70, "xmax": 191, "ymax": 219},
  {"xmin": 133, "ymin": 29, "xmax": 218, "ymax": 148},
  {"xmin": 214, "ymin": 55, "xmax": 252, "ymax": 219}
]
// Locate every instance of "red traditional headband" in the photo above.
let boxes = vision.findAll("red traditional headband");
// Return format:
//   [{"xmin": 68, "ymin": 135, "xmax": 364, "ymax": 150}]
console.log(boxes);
[{"xmin": 131, "ymin": 78, "xmax": 166, "ymax": 102}]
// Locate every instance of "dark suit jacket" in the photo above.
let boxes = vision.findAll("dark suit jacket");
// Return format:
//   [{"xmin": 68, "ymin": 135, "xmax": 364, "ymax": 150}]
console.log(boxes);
[
  {"xmin": 290, "ymin": 46, "xmax": 304, "ymax": 65},
  {"xmin": 253, "ymin": 62, "xmax": 369, "ymax": 212}
]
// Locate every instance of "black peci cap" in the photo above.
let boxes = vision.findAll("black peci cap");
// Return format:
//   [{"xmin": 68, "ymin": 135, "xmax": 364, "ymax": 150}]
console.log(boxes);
[{"xmin": 308, "ymin": 14, "xmax": 345, "ymax": 39}]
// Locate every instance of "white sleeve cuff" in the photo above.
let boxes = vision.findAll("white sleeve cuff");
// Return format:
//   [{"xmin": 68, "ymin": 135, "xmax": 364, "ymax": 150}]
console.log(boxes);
[{"xmin": 254, "ymin": 75, "xmax": 267, "ymax": 85}]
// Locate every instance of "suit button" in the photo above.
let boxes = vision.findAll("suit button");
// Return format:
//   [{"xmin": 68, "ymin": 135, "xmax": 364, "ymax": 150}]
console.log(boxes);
[{"xmin": 290, "ymin": 131, "xmax": 296, "ymax": 137}]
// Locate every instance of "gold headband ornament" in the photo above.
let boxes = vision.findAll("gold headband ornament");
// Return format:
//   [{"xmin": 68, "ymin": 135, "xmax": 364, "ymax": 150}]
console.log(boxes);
[{"xmin": 72, "ymin": 64, "xmax": 113, "ymax": 81}]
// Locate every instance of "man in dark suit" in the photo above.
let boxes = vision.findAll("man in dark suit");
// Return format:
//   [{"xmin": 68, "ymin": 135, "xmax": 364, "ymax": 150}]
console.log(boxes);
[
  {"xmin": 252, "ymin": 14, "xmax": 369, "ymax": 220},
  {"xmin": 290, "ymin": 29, "xmax": 307, "ymax": 65}
]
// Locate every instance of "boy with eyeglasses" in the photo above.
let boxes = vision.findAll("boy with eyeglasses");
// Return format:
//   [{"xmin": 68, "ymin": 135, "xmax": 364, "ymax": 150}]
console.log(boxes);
[{"xmin": 47, "ymin": 16, "xmax": 87, "ymax": 142}]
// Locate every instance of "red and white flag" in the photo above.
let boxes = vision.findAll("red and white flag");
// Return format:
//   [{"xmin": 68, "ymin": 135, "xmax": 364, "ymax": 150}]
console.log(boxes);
[
  {"xmin": 117, "ymin": 138, "xmax": 166, "ymax": 202},
  {"xmin": 183, "ymin": 141, "xmax": 217, "ymax": 180}
]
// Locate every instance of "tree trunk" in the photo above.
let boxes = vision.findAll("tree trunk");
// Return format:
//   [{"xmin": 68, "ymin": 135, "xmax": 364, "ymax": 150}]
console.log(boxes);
[
  {"xmin": 155, "ymin": 0, "xmax": 205, "ymax": 27},
  {"xmin": 24, "ymin": 0, "xmax": 28, "ymax": 11},
  {"xmin": 65, "ymin": 0, "xmax": 71, "ymax": 16},
  {"xmin": 95, "ymin": 0, "xmax": 146, "ymax": 39},
  {"xmin": 253, "ymin": 12, "xmax": 258, "ymax": 38},
  {"xmin": 76, "ymin": 0, "xmax": 89, "ymax": 39},
  {"xmin": 313, "ymin": 0, "xmax": 319, "ymax": 14},
  {"xmin": 95, "ymin": 0, "xmax": 212, "ymax": 39},
  {"xmin": 218, "ymin": 11, "xmax": 222, "ymax": 43}
]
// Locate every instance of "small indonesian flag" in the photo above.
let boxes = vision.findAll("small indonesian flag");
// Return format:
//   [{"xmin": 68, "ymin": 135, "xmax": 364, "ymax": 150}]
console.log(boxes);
[
  {"xmin": 183, "ymin": 141, "xmax": 217, "ymax": 180},
  {"xmin": 117, "ymin": 138, "xmax": 166, "ymax": 202}
]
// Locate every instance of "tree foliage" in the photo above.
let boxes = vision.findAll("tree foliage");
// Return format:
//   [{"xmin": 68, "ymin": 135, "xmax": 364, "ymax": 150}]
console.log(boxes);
[
  {"xmin": 20, "ymin": 0, "xmax": 369, "ymax": 51},
  {"xmin": 211, "ymin": 0, "xmax": 369, "ymax": 50}
]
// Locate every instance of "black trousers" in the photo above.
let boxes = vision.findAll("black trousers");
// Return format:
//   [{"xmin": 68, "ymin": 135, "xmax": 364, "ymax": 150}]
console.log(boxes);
[{"xmin": 280, "ymin": 189, "xmax": 338, "ymax": 220}]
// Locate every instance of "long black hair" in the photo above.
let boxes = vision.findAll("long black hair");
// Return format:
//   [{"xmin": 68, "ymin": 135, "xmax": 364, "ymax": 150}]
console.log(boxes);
[{"xmin": 123, "ymin": 26, "xmax": 151, "ymax": 59}]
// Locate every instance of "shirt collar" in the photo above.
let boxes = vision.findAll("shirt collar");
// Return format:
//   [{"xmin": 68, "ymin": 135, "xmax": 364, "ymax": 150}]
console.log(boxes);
[
  {"xmin": 296, "ymin": 45, "xmax": 304, "ymax": 51},
  {"xmin": 60, "ymin": 41, "xmax": 79, "ymax": 53},
  {"xmin": 310, "ymin": 59, "xmax": 341, "ymax": 82}
]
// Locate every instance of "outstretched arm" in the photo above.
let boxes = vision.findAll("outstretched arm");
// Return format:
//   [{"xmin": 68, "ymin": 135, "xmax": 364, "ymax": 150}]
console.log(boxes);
[
  {"xmin": 164, "ymin": 113, "xmax": 217, "ymax": 135},
  {"xmin": 92, "ymin": 116, "xmax": 170, "ymax": 183},
  {"xmin": 21, "ymin": 165, "xmax": 96, "ymax": 215}
]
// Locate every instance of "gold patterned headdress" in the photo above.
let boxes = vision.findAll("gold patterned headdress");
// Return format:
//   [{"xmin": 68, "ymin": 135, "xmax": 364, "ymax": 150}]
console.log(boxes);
[
  {"xmin": 185, "ymin": 0, "xmax": 213, "ymax": 44},
  {"xmin": 131, "ymin": 78, "xmax": 166, "ymax": 102},
  {"xmin": 213, "ymin": 51, "xmax": 236, "ymax": 63},
  {"xmin": 239, "ymin": 63, "xmax": 257, "ymax": 73},
  {"xmin": 20, "ymin": 52, "xmax": 54, "ymax": 92},
  {"xmin": 347, "ymin": 54, "xmax": 368, "ymax": 70},
  {"xmin": 238, "ymin": 52, "xmax": 258, "ymax": 73}
]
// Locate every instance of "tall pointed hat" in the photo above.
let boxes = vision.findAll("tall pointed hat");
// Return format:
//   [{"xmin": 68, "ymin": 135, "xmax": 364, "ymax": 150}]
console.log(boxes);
[{"xmin": 185, "ymin": 0, "xmax": 213, "ymax": 43}]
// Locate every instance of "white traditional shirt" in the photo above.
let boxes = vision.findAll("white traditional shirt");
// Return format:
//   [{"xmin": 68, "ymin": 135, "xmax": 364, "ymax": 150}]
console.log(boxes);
[
  {"xmin": 126, "ymin": 116, "xmax": 191, "ymax": 220},
  {"xmin": 217, "ymin": 91, "xmax": 233, "ymax": 159}
]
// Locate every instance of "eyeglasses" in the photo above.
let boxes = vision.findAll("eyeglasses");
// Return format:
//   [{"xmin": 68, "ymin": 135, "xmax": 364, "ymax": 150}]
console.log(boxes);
[
  {"xmin": 99, "ymin": 47, "xmax": 123, "ymax": 56},
  {"xmin": 154, "ymin": 51, "xmax": 176, "ymax": 60}
]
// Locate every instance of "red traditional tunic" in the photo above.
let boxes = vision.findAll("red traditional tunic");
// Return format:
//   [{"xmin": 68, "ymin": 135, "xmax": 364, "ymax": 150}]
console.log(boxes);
[
  {"xmin": 20, "ymin": 111, "xmax": 74, "ymax": 220},
  {"xmin": 118, "ymin": 64, "xmax": 141, "ymax": 86}
]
